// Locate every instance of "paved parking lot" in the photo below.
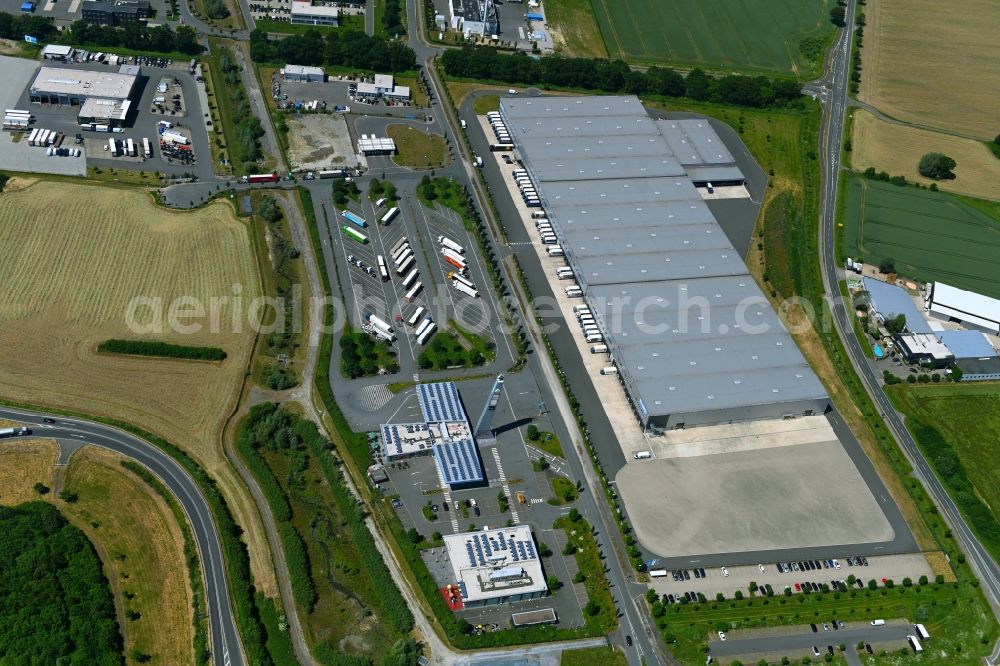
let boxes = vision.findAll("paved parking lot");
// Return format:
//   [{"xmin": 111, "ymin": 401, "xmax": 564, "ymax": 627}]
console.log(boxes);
[{"xmin": 649, "ymin": 552, "xmax": 932, "ymax": 600}]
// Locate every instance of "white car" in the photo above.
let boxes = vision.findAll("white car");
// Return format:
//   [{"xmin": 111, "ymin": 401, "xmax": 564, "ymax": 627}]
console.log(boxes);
[
  {"xmin": 833, "ymin": 559, "xmax": 841, "ymax": 570},
  {"xmin": 758, "ymin": 564, "xmax": 765, "ymax": 573},
  {"xmin": 718, "ymin": 631, "xmax": 726, "ymax": 641},
  {"xmin": 722, "ymin": 566, "xmax": 729, "ymax": 577}
]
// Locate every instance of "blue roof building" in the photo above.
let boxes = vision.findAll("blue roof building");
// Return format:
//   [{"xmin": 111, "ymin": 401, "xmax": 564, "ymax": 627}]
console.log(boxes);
[
  {"xmin": 417, "ymin": 381, "xmax": 467, "ymax": 424},
  {"xmin": 863, "ymin": 277, "xmax": 931, "ymax": 334},
  {"xmin": 938, "ymin": 330, "xmax": 997, "ymax": 359},
  {"xmin": 432, "ymin": 439, "xmax": 485, "ymax": 489}
]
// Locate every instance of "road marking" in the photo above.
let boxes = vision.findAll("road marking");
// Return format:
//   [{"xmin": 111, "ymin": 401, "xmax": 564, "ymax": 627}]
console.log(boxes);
[{"xmin": 491, "ymin": 448, "xmax": 519, "ymax": 524}]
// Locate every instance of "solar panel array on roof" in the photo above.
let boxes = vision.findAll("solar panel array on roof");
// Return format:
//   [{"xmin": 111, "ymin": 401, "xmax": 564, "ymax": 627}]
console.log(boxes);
[
  {"xmin": 464, "ymin": 529, "xmax": 539, "ymax": 567},
  {"xmin": 501, "ymin": 95, "xmax": 828, "ymax": 426},
  {"xmin": 433, "ymin": 439, "xmax": 483, "ymax": 487},
  {"xmin": 417, "ymin": 381, "xmax": 467, "ymax": 423},
  {"xmin": 380, "ymin": 423, "xmax": 435, "ymax": 457}
]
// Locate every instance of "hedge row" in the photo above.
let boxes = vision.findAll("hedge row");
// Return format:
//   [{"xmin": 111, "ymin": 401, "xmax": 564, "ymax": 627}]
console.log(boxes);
[
  {"xmin": 98, "ymin": 339, "xmax": 227, "ymax": 361},
  {"xmin": 122, "ymin": 460, "xmax": 211, "ymax": 664},
  {"xmin": 278, "ymin": 521, "xmax": 318, "ymax": 613}
]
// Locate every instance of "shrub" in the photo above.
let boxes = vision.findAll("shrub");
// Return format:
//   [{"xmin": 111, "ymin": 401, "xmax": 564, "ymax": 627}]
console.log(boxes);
[{"xmin": 918, "ymin": 152, "xmax": 957, "ymax": 179}]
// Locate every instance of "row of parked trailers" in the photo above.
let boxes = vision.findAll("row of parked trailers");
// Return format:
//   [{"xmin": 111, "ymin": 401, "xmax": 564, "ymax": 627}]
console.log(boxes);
[
  {"xmin": 389, "ymin": 236, "xmax": 424, "ymax": 306},
  {"xmin": 3, "ymin": 109, "xmax": 32, "ymax": 130},
  {"xmin": 107, "ymin": 137, "xmax": 152, "ymax": 158},
  {"xmin": 486, "ymin": 111, "xmax": 513, "ymax": 145},
  {"xmin": 438, "ymin": 235, "xmax": 479, "ymax": 298},
  {"xmin": 26, "ymin": 128, "xmax": 63, "ymax": 147}
]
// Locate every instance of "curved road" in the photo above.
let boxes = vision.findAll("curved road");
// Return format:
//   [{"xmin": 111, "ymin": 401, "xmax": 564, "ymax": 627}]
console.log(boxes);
[
  {"xmin": 0, "ymin": 406, "xmax": 245, "ymax": 666},
  {"xmin": 813, "ymin": 0, "xmax": 1000, "ymax": 623}
]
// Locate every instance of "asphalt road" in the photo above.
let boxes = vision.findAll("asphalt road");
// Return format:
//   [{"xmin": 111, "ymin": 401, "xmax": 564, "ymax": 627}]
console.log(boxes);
[
  {"xmin": 812, "ymin": 0, "xmax": 1000, "ymax": 621},
  {"xmin": 0, "ymin": 406, "xmax": 244, "ymax": 666}
]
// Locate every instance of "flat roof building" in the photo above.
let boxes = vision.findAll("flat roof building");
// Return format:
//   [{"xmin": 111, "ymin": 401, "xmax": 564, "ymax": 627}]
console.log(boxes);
[
  {"xmin": 501, "ymin": 95, "xmax": 827, "ymax": 428},
  {"xmin": 81, "ymin": 0, "xmax": 150, "ymax": 25},
  {"xmin": 354, "ymin": 75, "xmax": 411, "ymax": 102},
  {"xmin": 417, "ymin": 381, "xmax": 467, "ymax": 423},
  {"xmin": 928, "ymin": 282, "xmax": 1000, "ymax": 334},
  {"xmin": 40, "ymin": 44, "xmax": 75, "ymax": 61},
  {"xmin": 290, "ymin": 0, "xmax": 339, "ymax": 25},
  {"xmin": 432, "ymin": 439, "xmax": 485, "ymax": 488},
  {"xmin": 862, "ymin": 277, "xmax": 931, "ymax": 334},
  {"xmin": 443, "ymin": 526, "xmax": 547, "ymax": 607},
  {"xmin": 937, "ymin": 330, "xmax": 997, "ymax": 359},
  {"xmin": 283, "ymin": 64, "xmax": 325, "ymax": 83},
  {"xmin": 957, "ymin": 356, "xmax": 1000, "ymax": 382},
  {"xmin": 358, "ymin": 135, "xmax": 396, "ymax": 155},
  {"xmin": 30, "ymin": 67, "xmax": 138, "ymax": 106},
  {"xmin": 894, "ymin": 333, "xmax": 954, "ymax": 368}
]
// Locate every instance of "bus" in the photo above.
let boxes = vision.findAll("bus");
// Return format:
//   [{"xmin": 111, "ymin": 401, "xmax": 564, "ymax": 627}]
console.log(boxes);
[
  {"xmin": 406, "ymin": 306, "xmax": 426, "ymax": 327},
  {"xmin": 108, "ymin": 137, "xmax": 118, "ymax": 156},
  {"xmin": 342, "ymin": 210, "xmax": 367, "ymax": 228},
  {"xmin": 341, "ymin": 226, "xmax": 368, "ymax": 244},
  {"xmin": 907, "ymin": 636, "xmax": 923, "ymax": 654},
  {"xmin": 401, "ymin": 268, "xmax": 419, "ymax": 289},
  {"xmin": 404, "ymin": 282, "xmax": 423, "ymax": 303},
  {"xmin": 376, "ymin": 255, "xmax": 389, "ymax": 282},
  {"xmin": 914, "ymin": 624, "xmax": 930, "ymax": 641},
  {"xmin": 649, "ymin": 570, "xmax": 667, "ymax": 578},
  {"xmin": 396, "ymin": 256, "xmax": 415, "ymax": 276},
  {"xmin": 380, "ymin": 207, "xmax": 399, "ymax": 225}
]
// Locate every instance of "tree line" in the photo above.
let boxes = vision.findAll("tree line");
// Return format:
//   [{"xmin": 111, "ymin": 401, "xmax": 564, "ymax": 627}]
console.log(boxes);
[
  {"xmin": 98, "ymin": 338, "xmax": 227, "ymax": 360},
  {"xmin": 440, "ymin": 47, "xmax": 804, "ymax": 109},
  {"xmin": 216, "ymin": 47, "xmax": 266, "ymax": 169},
  {"xmin": 0, "ymin": 502, "xmax": 123, "ymax": 665},
  {"xmin": 381, "ymin": 0, "xmax": 405, "ymax": 38},
  {"xmin": 0, "ymin": 14, "xmax": 201, "ymax": 55},
  {"xmin": 249, "ymin": 28, "xmax": 416, "ymax": 73}
]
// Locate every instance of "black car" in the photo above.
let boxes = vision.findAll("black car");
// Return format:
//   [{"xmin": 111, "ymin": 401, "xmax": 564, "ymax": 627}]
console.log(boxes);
[
  {"xmin": 473, "ymin": 507, "xmax": 480, "ymax": 517},
  {"xmin": 625, "ymin": 635, "xmax": 633, "ymax": 647},
  {"xmin": 42, "ymin": 417, "xmax": 55, "ymax": 424},
  {"xmin": 828, "ymin": 645, "xmax": 834, "ymax": 654},
  {"xmin": 813, "ymin": 560, "xmax": 822, "ymax": 569},
  {"xmin": 666, "ymin": 594, "xmax": 674, "ymax": 604},
  {"xmin": 442, "ymin": 501, "xmax": 449, "ymax": 511},
  {"xmin": 683, "ymin": 570, "xmax": 690, "ymax": 580},
  {"xmin": 831, "ymin": 618, "xmax": 840, "ymax": 630},
  {"xmin": 866, "ymin": 643, "xmax": 874, "ymax": 654},
  {"xmin": 811, "ymin": 623, "xmax": 818, "ymax": 633},
  {"xmin": 699, "ymin": 567, "xmax": 706, "ymax": 577}
]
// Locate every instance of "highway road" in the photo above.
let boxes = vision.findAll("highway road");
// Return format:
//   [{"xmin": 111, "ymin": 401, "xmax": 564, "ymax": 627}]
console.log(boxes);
[
  {"xmin": 0, "ymin": 406, "xmax": 245, "ymax": 666},
  {"xmin": 812, "ymin": 0, "xmax": 1000, "ymax": 624}
]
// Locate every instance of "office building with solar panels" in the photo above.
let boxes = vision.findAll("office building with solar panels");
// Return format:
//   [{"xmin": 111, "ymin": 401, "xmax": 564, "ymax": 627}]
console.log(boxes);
[
  {"xmin": 379, "ymin": 381, "xmax": 486, "ymax": 489},
  {"xmin": 499, "ymin": 95, "xmax": 829, "ymax": 429},
  {"xmin": 443, "ymin": 525, "xmax": 548, "ymax": 606}
]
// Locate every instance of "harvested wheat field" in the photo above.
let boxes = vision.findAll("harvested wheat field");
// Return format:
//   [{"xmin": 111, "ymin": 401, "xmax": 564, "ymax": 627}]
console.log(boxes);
[
  {"xmin": 61, "ymin": 446, "xmax": 194, "ymax": 665},
  {"xmin": 852, "ymin": 110, "xmax": 1000, "ymax": 200},
  {"xmin": 859, "ymin": 0, "xmax": 1000, "ymax": 138},
  {"xmin": 0, "ymin": 180, "xmax": 277, "ymax": 595},
  {"xmin": 0, "ymin": 439, "xmax": 58, "ymax": 504}
]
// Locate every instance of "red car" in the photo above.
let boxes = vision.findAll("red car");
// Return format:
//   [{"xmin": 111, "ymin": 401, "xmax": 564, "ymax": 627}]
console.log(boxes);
[{"xmin": 795, "ymin": 583, "xmax": 802, "ymax": 591}]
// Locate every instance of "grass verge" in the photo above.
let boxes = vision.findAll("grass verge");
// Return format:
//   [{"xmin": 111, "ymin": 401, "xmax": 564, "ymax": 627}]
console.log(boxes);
[{"xmin": 386, "ymin": 124, "xmax": 451, "ymax": 169}]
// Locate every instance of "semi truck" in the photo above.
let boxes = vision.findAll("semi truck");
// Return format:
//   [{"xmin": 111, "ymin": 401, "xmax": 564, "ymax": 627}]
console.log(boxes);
[
  {"xmin": 403, "ymin": 282, "xmax": 423, "ymax": 303},
  {"xmin": 142, "ymin": 136, "xmax": 151, "ymax": 158},
  {"xmin": 451, "ymin": 280, "xmax": 479, "ymax": 299},
  {"xmin": 248, "ymin": 173, "xmax": 279, "ymax": 183},
  {"xmin": 394, "ymin": 247, "xmax": 413, "ymax": 267},
  {"xmin": 416, "ymin": 321, "xmax": 437, "ymax": 345},
  {"xmin": 406, "ymin": 306, "xmax": 426, "ymax": 327},
  {"xmin": 449, "ymin": 272, "xmax": 474, "ymax": 288},
  {"xmin": 319, "ymin": 169, "xmax": 346, "ymax": 178},
  {"xmin": 396, "ymin": 256, "xmax": 415, "ymax": 276},
  {"xmin": 443, "ymin": 252, "xmax": 466, "ymax": 272},
  {"xmin": 341, "ymin": 226, "xmax": 368, "ymax": 244},
  {"xmin": 380, "ymin": 207, "xmax": 399, "ymax": 225},
  {"xmin": 376, "ymin": 255, "xmax": 389, "ymax": 282},
  {"xmin": 390, "ymin": 237, "xmax": 409, "ymax": 256},
  {"xmin": 438, "ymin": 236, "xmax": 464, "ymax": 254},
  {"xmin": 161, "ymin": 130, "xmax": 189, "ymax": 145},
  {"xmin": 414, "ymin": 317, "xmax": 433, "ymax": 338},
  {"xmin": 367, "ymin": 314, "xmax": 394, "ymax": 337},
  {"xmin": 0, "ymin": 426, "xmax": 30, "ymax": 438},
  {"xmin": 401, "ymin": 268, "xmax": 419, "ymax": 289},
  {"xmin": 342, "ymin": 210, "xmax": 367, "ymax": 228}
]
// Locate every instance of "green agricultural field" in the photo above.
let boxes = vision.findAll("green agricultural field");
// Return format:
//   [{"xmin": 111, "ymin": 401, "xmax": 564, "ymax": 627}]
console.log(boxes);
[
  {"xmin": 888, "ymin": 384, "xmax": 1000, "ymax": 563},
  {"xmin": 841, "ymin": 176, "xmax": 1000, "ymax": 297},
  {"xmin": 589, "ymin": 0, "xmax": 836, "ymax": 74}
]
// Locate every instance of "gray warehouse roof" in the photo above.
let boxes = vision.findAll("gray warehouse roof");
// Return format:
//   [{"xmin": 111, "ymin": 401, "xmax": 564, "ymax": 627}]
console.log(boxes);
[
  {"xmin": 501, "ymin": 95, "xmax": 826, "ymax": 423},
  {"xmin": 31, "ymin": 67, "xmax": 137, "ymax": 100}
]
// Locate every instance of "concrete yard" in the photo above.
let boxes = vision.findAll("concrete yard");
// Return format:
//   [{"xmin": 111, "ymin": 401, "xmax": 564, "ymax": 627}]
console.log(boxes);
[
  {"xmin": 618, "ymin": 433, "xmax": 893, "ymax": 558},
  {"xmin": 0, "ymin": 56, "xmax": 86, "ymax": 177}
]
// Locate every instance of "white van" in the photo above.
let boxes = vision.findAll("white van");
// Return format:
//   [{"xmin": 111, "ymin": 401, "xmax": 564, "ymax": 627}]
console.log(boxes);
[
  {"xmin": 531, "ymin": 211, "xmax": 547, "ymax": 219},
  {"xmin": 573, "ymin": 304, "xmax": 589, "ymax": 314},
  {"xmin": 633, "ymin": 451, "xmax": 651, "ymax": 460},
  {"xmin": 565, "ymin": 287, "xmax": 583, "ymax": 298},
  {"xmin": 541, "ymin": 234, "xmax": 557, "ymax": 244},
  {"xmin": 600, "ymin": 366, "xmax": 617, "ymax": 375},
  {"xmin": 547, "ymin": 246, "xmax": 564, "ymax": 256},
  {"xmin": 590, "ymin": 344, "xmax": 608, "ymax": 354},
  {"xmin": 585, "ymin": 333, "xmax": 603, "ymax": 343},
  {"xmin": 870, "ymin": 619, "xmax": 885, "ymax": 626}
]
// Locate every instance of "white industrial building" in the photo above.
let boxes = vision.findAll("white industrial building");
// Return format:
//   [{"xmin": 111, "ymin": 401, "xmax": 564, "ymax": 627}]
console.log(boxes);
[
  {"xmin": 30, "ymin": 65, "xmax": 139, "ymax": 128},
  {"xmin": 927, "ymin": 282, "xmax": 1000, "ymax": 334},
  {"xmin": 282, "ymin": 64, "xmax": 326, "ymax": 83},
  {"xmin": 354, "ymin": 74, "xmax": 410, "ymax": 102},
  {"xmin": 290, "ymin": 0, "xmax": 339, "ymax": 26},
  {"xmin": 443, "ymin": 526, "xmax": 548, "ymax": 607},
  {"xmin": 358, "ymin": 134, "xmax": 396, "ymax": 155},
  {"xmin": 40, "ymin": 44, "xmax": 75, "ymax": 61}
]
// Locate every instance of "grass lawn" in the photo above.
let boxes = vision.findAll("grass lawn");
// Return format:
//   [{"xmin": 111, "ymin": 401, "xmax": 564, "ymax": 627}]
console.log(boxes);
[
  {"xmin": 543, "ymin": 0, "xmax": 608, "ymax": 58},
  {"xmin": 840, "ymin": 175, "xmax": 1000, "ymax": 298},
  {"xmin": 529, "ymin": 430, "xmax": 564, "ymax": 458},
  {"xmin": 886, "ymin": 383, "xmax": 1000, "ymax": 563},
  {"xmin": 394, "ymin": 75, "xmax": 429, "ymax": 108},
  {"xmin": 472, "ymin": 94, "xmax": 500, "ymax": 115},
  {"xmin": 386, "ymin": 124, "xmax": 451, "ymax": 169},
  {"xmin": 548, "ymin": 476, "xmax": 578, "ymax": 505},
  {"xmin": 449, "ymin": 319, "xmax": 496, "ymax": 362},
  {"xmin": 417, "ymin": 328, "xmax": 490, "ymax": 370},
  {"xmin": 553, "ymin": 514, "xmax": 617, "ymax": 633},
  {"xmin": 87, "ymin": 165, "xmax": 164, "ymax": 187},
  {"xmin": 561, "ymin": 646, "xmax": 626, "ymax": 666},
  {"xmin": 589, "ymin": 0, "xmax": 836, "ymax": 75}
]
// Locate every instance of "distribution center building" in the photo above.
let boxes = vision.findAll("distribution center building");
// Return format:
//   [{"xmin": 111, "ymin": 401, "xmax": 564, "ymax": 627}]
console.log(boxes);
[{"xmin": 500, "ymin": 95, "xmax": 829, "ymax": 428}]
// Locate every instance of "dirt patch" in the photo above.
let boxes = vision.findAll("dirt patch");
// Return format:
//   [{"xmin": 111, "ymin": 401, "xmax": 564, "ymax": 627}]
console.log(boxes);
[
  {"xmin": 859, "ymin": 0, "xmax": 1000, "ymax": 138},
  {"xmin": 286, "ymin": 115, "xmax": 358, "ymax": 172},
  {"xmin": 0, "ymin": 440, "xmax": 58, "ymax": 504},
  {"xmin": 851, "ymin": 110, "xmax": 1000, "ymax": 201},
  {"xmin": 0, "ymin": 180, "xmax": 276, "ymax": 597},
  {"xmin": 923, "ymin": 551, "xmax": 956, "ymax": 582}
]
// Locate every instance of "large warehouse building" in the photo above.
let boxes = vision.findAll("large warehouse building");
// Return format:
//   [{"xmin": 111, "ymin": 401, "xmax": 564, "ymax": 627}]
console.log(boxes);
[
  {"xmin": 500, "ymin": 95, "xmax": 829, "ymax": 429},
  {"xmin": 29, "ymin": 65, "xmax": 139, "ymax": 128}
]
